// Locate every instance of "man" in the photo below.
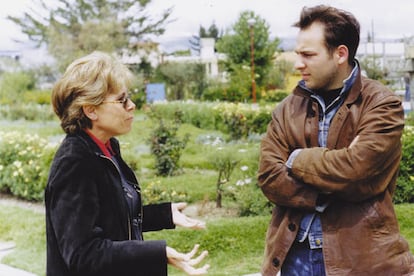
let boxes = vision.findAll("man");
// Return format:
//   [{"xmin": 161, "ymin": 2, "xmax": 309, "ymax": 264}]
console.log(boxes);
[{"xmin": 258, "ymin": 5, "xmax": 414, "ymax": 276}]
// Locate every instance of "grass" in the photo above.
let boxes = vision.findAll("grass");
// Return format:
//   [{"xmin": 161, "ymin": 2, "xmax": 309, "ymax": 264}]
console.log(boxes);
[
  {"xmin": 0, "ymin": 205, "xmax": 46, "ymax": 275},
  {"xmin": 0, "ymin": 203, "xmax": 268, "ymax": 276},
  {"xmin": 2, "ymin": 111, "xmax": 414, "ymax": 275},
  {"xmin": 1, "ymin": 203, "xmax": 414, "ymax": 275}
]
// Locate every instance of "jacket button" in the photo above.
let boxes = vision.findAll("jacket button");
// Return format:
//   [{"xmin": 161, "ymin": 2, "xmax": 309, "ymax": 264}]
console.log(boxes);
[
  {"xmin": 272, "ymin": 258, "xmax": 280, "ymax": 267},
  {"xmin": 288, "ymin": 223, "xmax": 296, "ymax": 232}
]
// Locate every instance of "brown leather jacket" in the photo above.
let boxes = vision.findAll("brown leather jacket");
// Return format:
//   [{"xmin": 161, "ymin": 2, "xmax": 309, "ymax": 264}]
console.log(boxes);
[{"xmin": 258, "ymin": 71, "xmax": 414, "ymax": 276}]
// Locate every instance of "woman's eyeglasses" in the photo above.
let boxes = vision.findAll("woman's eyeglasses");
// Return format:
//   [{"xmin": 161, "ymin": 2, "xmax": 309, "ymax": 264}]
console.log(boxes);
[{"xmin": 102, "ymin": 94, "xmax": 131, "ymax": 109}]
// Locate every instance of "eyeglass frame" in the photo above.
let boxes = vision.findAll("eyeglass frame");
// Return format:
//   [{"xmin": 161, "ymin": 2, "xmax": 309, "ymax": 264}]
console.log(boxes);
[{"xmin": 102, "ymin": 93, "xmax": 131, "ymax": 109}]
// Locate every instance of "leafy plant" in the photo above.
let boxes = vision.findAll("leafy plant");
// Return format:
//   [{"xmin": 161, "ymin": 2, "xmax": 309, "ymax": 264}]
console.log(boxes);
[
  {"xmin": 395, "ymin": 127, "xmax": 414, "ymax": 203},
  {"xmin": 208, "ymin": 147, "xmax": 240, "ymax": 208},
  {"xmin": 0, "ymin": 131, "xmax": 57, "ymax": 201},
  {"xmin": 148, "ymin": 108, "xmax": 190, "ymax": 176},
  {"xmin": 0, "ymin": 71, "xmax": 36, "ymax": 104},
  {"xmin": 141, "ymin": 180, "xmax": 188, "ymax": 204}
]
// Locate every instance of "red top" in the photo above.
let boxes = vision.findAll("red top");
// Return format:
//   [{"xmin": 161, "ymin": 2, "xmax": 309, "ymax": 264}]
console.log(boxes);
[{"xmin": 84, "ymin": 129, "xmax": 115, "ymax": 158}]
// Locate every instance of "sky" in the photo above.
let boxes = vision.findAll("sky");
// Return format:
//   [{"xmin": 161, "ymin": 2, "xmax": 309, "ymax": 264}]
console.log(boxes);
[
  {"xmin": 148, "ymin": 0, "xmax": 414, "ymax": 42},
  {"xmin": 1, "ymin": 0, "xmax": 413, "ymax": 63}
]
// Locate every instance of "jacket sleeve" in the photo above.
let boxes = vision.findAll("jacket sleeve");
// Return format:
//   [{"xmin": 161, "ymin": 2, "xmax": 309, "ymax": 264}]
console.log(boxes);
[
  {"xmin": 290, "ymin": 92, "xmax": 404, "ymax": 202},
  {"xmin": 143, "ymin": 203, "xmax": 175, "ymax": 232},
  {"xmin": 46, "ymin": 152, "xmax": 168, "ymax": 275},
  {"xmin": 258, "ymin": 102, "xmax": 319, "ymax": 210}
]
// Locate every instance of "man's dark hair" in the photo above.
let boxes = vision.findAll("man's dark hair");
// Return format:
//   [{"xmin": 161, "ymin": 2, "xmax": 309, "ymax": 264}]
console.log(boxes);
[{"xmin": 293, "ymin": 5, "xmax": 360, "ymax": 64}]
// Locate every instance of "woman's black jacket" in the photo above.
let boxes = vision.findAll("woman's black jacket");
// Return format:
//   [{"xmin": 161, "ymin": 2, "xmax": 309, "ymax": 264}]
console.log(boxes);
[{"xmin": 45, "ymin": 131, "xmax": 175, "ymax": 276}]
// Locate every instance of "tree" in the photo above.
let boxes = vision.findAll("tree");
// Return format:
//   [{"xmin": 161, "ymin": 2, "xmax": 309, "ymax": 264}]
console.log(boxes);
[
  {"xmin": 199, "ymin": 22, "xmax": 220, "ymax": 40},
  {"xmin": 215, "ymin": 11, "xmax": 280, "ymax": 89},
  {"xmin": 154, "ymin": 62, "xmax": 206, "ymax": 100},
  {"xmin": 189, "ymin": 22, "xmax": 221, "ymax": 55},
  {"xmin": 8, "ymin": 0, "xmax": 173, "ymax": 71}
]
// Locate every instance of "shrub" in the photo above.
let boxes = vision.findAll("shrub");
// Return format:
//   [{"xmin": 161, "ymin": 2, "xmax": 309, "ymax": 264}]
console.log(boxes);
[
  {"xmin": 246, "ymin": 108, "xmax": 272, "ymax": 135},
  {"xmin": 232, "ymin": 181, "xmax": 272, "ymax": 216},
  {"xmin": 0, "ymin": 104, "xmax": 55, "ymax": 121},
  {"xmin": 262, "ymin": 89, "xmax": 289, "ymax": 103},
  {"xmin": 22, "ymin": 90, "xmax": 52, "ymax": 105},
  {"xmin": 202, "ymin": 85, "xmax": 226, "ymax": 101},
  {"xmin": 150, "ymin": 101, "xmax": 275, "ymax": 139},
  {"xmin": 226, "ymin": 146, "xmax": 272, "ymax": 216},
  {"xmin": 213, "ymin": 102, "xmax": 273, "ymax": 140},
  {"xmin": 0, "ymin": 71, "xmax": 36, "ymax": 104},
  {"xmin": 148, "ymin": 108, "xmax": 190, "ymax": 176},
  {"xmin": 395, "ymin": 127, "xmax": 414, "ymax": 203},
  {"xmin": 141, "ymin": 180, "xmax": 188, "ymax": 204},
  {"xmin": 0, "ymin": 131, "xmax": 57, "ymax": 201},
  {"xmin": 208, "ymin": 147, "xmax": 240, "ymax": 208},
  {"xmin": 405, "ymin": 111, "xmax": 414, "ymax": 126},
  {"xmin": 130, "ymin": 87, "xmax": 146, "ymax": 110}
]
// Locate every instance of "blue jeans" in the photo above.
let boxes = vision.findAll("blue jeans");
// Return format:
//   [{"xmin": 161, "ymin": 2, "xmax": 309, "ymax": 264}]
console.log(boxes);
[{"xmin": 281, "ymin": 240, "xmax": 326, "ymax": 276}]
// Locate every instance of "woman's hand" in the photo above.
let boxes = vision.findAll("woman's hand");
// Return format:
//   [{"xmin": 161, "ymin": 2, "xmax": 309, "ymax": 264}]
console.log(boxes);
[
  {"xmin": 172, "ymin": 202, "xmax": 206, "ymax": 230},
  {"xmin": 167, "ymin": 244, "xmax": 209, "ymax": 275}
]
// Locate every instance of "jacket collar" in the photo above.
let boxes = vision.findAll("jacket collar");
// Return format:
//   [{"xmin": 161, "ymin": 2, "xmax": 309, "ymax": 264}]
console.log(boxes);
[
  {"xmin": 293, "ymin": 59, "xmax": 363, "ymax": 105},
  {"xmin": 75, "ymin": 130, "xmax": 120, "ymax": 158},
  {"xmin": 83, "ymin": 129, "xmax": 115, "ymax": 158},
  {"xmin": 343, "ymin": 60, "xmax": 363, "ymax": 105}
]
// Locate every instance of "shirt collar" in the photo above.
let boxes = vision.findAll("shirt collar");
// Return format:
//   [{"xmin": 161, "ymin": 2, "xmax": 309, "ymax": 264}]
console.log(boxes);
[
  {"xmin": 83, "ymin": 129, "xmax": 115, "ymax": 158},
  {"xmin": 299, "ymin": 61, "xmax": 359, "ymax": 97}
]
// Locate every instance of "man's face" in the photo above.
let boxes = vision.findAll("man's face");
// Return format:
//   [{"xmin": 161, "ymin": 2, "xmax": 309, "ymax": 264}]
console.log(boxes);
[{"xmin": 294, "ymin": 22, "xmax": 341, "ymax": 91}]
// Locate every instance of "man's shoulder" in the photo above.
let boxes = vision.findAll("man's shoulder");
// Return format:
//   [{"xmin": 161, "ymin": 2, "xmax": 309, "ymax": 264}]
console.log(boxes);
[
  {"xmin": 360, "ymin": 76, "xmax": 394, "ymax": 95},
  {"xmin": 357, "ymin": 77, "xmax": 403, "ymax": 113}
]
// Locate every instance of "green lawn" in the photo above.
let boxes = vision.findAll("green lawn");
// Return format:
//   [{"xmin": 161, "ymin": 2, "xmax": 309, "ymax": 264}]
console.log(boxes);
[
  {"xmin": 2, "ymin": 111, "xmax": 414, "ymax": 275},
  {"xmin": 1, "ymin": 203, "xmax": 414, "ymax": 276}
]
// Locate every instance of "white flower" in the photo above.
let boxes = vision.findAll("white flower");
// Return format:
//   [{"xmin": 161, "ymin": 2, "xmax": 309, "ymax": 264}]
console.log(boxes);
[
  {"xmin": 13, "ymin": 161, "xmax": 22, "ymax": 168},
  {"xmin": 236, "ymin": 178, "xmax": 252, "ymax": 186},
  {"xmin": 240, "ymin": 165, "xmax": 249, "ymax": 171},
  {"xmin": 236, "ymin": 180, "xmax": 245, "ymax": 186}
]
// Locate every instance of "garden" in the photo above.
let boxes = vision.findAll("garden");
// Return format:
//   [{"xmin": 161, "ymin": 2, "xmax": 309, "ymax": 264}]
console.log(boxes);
[
  {"xmin": 1, "ymin": 2, "xmax": 414, "ymax": 274},
  {"xmin": 1, "ymin": 99, "xmax": 414, "ymax": 276}
]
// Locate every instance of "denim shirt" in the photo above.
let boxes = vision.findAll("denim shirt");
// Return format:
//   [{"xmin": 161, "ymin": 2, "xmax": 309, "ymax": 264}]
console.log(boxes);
[{"xmin": 286, "ymin": 62, "xmax": 359, "ymax": 249}]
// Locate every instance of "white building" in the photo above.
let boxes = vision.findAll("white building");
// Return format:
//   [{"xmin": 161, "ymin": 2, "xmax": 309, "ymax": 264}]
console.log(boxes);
[
  {"xmin": 163, "ymin": 38, "xmax": 225, "ymax": 79},
  {"xmin": 122, "ymin": 38, "xmax": 225, "ymax": 79}
]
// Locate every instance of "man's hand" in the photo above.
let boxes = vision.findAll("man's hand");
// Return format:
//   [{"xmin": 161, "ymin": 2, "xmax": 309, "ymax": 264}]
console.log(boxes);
[
  {"xmin": 172, "ymin": 202, "xmax": 206, "ymax": 230},
  {"xmin": 167, "ymin": 244, "xmax": 210, "ymax": 275}
]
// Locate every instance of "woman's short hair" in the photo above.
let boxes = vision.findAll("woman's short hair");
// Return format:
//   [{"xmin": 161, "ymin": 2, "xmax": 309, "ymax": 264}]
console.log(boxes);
[
  {"xmin": 51, "ymin": 51, "xmax": 134, "ymax": 134},
  {"xmin": 293, "ymin": 5, "xmax": 360, "ymax": 65}
]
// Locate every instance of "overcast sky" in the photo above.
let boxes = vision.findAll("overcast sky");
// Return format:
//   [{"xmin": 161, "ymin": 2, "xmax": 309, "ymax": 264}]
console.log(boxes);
[
  {"xmin": 1, "ymin": 0, "xmax": 413, "ymax": 62},
  {"xmin": 150, "ymin": 0, "xmax": 414, "ymax": 40}
]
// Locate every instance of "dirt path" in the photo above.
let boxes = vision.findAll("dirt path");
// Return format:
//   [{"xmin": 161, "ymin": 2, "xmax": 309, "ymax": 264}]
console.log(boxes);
[{"xmin": 0, "ymin": 193, "xmax": 44, "ymax": 214}]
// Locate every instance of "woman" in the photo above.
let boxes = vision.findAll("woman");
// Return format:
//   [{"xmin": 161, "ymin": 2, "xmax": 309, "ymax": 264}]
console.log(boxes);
[{"xmin": 45, "ymin": 51, "xmax": 209, "ymax": 276}]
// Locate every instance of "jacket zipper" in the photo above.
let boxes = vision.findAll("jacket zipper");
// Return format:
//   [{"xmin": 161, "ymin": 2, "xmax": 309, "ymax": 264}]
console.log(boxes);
[{"xmin": 100, "ymin": 154, "xmax": 137, "ymax": 240}]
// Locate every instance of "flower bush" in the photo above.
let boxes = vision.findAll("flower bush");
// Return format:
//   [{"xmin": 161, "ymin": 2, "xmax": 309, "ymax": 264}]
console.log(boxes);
[
  {"xmin": 141, "ymin": 180, "xmax": 188, "ymax": 204},
  {"xmin": 0, "ymin": 131, "xmax": 57, "ymax": 201},
  {"xmin": 395, "ymin": 126, "xmax": 414, "ymax": 203},
  {"xmin": 151, "ymin": 101, "xmax": 274, "ymax": 140},
  {"xmin": 213, "ymin": 102, "xmax": 273, "ymax": 140}
]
